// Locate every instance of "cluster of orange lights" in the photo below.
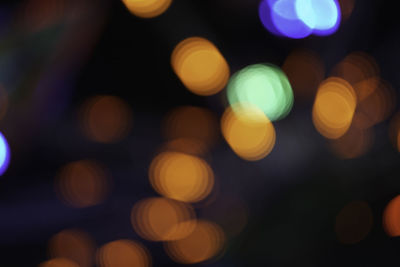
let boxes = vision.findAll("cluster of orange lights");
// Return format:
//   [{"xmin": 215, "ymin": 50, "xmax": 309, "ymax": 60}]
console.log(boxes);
[
  {"xmin": 221, "ymin": 104, "xmax": 276, "ymax": 161},
  {"xmin": 171, "ymin": 37, "xmax": 230, "ymax": 96},
  {"xmin": 308, "ymin": 52, "xmax": 397, "ymax": 158},
  {"xmin": 33, "ymin": 1, "xmax": 400, "ymax": 266}
]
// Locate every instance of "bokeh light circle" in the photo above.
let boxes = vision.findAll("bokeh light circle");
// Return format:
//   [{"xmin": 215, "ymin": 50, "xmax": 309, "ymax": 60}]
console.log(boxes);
[
  {"xmin": 55, "ymin": 160, "xmax": 110, "ymax": 208},
  {"xmin": 39, "ymin": 258, "xmax": 80, "ymax": 267},
  {"xmin": 227, "ymin": 63, "xmax": 293, "ymax": 121},
  {"xmin": 97, "ymin": 240, "xmax": 151, "ymax": 267},
  {"xmin": 295, "ymin": 0, "xmax": 341, "ymax": 35},
  {"xmin": 149, "ymin": 152, "xmax": 214, "ymax": 203},
  {"xmin": 163, "ymin": 106, "xmax": 219, "ymax": 154},
  {"xmin": 121, "ymin": 0, "xmax": 172, "ymax": 18},
  {"xmin": 0, "ymin": 132, "xmax": 11, "ymax": 176},
  {"xmin": 131, "ymin": 197, "xmax": 196, "ymax": 241},
  {"xmin": 259, "ymin": 0, "xmax": 341, "ymax": 38},
  {"xmin": 48, "ymin": 229, "xmax": 96, "ymax": 267},
  {"xmin": 80, "ymin": 95, "xmax": 133, "ymax": 144},
  {"xmin": 312, "ymin": 77, "xmax": 356, "ymax": 139},
  {"xmin": 164, "ymin": 220, "xmax": 225, "ymax": 264},
  {"xmin": 221, "ymin": 104, "xmax": 276, "ymax": 161},
  {"xmin": 383, "ymin": 195, "xmax": 400, "ymax": 237},
  {"xmin": 171, "ymin": 37, "xmax": 230, "ymax": 96}
]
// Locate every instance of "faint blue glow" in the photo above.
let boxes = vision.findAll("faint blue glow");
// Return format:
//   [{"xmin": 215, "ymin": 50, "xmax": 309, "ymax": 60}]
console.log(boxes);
[
  {"xmin": 0, "ymin": 132, "xmax": 10, "ymax": 176},
  {"xmin": 259, "ymin": 0, "xmax": 341, "ymax": 38}
]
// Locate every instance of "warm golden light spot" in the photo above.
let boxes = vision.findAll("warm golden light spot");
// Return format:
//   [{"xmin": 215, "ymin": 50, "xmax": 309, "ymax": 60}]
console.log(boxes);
[
  {"xmin": 335, "ymin": 201, "xmax": 373, "ymax": 244},
  {"xmin": 383, "ymin": 195, "xmax": 400, "ymax": 237},
  {"xmin": 97, "ymin": 239, "xmax": 151, "ymax": 267},
  {"xmin": 221, "ymin": 104, "xmax": 276, "ymax": 161},
  {"xmin": 121, "ymin": 0, "xmax": 172, "ymax": 18},
  {"xmin": 80, "ymin": 95, "xmax": 132, "ymax": 143},
  {"xmin": 164, "ymin": 220, "xmax": 225, "ymax": 264},
  {"xmin": 282, "ymin": 49, "xmax": 325, "ymax": 100},
  {"xmin": 312, "ymin": 77, "xmax": 356, "ymax": 139},
  {"xmin": 163, "ymin": 106, "xmax": 219, "ymax": 154},
  {"xmin": 329, "ymin": 123, "xmax": 373, "ymax": 159},
  {"xmin": 131, "ymin": 197, "xmax": 196, "ymax": 241},
  {"xmin": 149, "ymin": 152, "xmax": 214, "ymax": 202},
  {"xmin": 48, "ymin": 229, "xmax": 95, "ymax": 267},
  {"xmin": 39, "ymin": 258, "xmax": 79, "ymax": 267},
  {"xmin": 171, "ymin": 37, "xmax": 230, "ymax": 96},
  {"xmin": 56, "ymin": 160, "xmax": 110, "ymax": 208}
]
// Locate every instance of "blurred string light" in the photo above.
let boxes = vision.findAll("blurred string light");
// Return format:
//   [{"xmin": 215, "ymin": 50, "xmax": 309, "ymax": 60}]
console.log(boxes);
[
  {"xmin": 227, "ymin": 64, "xmax": 293, "ymax": 121},
  {"xmin": 221, "ymin": 105, "xmax": 276, "ymax": 161},
  {"xmin": 97, "ymin": 240, "xmax": 151, "ymax": 267},
  {"xmin": 0, "ymin": 131, "xmax": 11, "ymax": 176},
  {"xmin": 149, "ymin": 152, "xmax": 214, "ymax": 203},
  {"xmin": 39, "ymin": 258, "xmax": 79, "ymax": 267},
  {"xmin": 55, "ymin": 160, "xmax": 110, "ymax": 208},
  {"xmin": 335, "ymin": 201, "xmax": 373, "ymax": 244},
  {"xmin": 164, "ymin": 220, "xmax": 225, "ymax": 264},
  {"xmin": 162, "ymin": 106, "xmax": 219, "ymax": 155},
  {"xmin": 383, "ymin": 195, "xmax": 400, "ymax": 237},
  {"xmin": 48, "ymin": 229, "xmax": 96, "ymax": 267},
  {"xmin": 121, "ymin": 0, "xmax": 172, "ymax": 18},
  {"xmin": 80, "ymin": 95, "xmax": 133, "ymax": 144},
  {"xmin": 131, "ymin": 197, "xmax": 196, "ymax": 241},
  {"xmin": 171, "ymin": 37, "xmax": 230, "ymax": 96},
  {"xmin": 282, "ymin": 49, "xmax": 325, "ymax": 100},
  {"xmin": 312, "ymin": 77, "xmax": 356, "ymax": 139},
  {"xmin": 259, "ymin": 0, "xmax": 341, "ymax": 38}
]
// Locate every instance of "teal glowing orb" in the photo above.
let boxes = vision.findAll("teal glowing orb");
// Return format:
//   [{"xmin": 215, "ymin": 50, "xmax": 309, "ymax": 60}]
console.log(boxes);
[{"xmin": 227, "ymin": 64, "xmax": 293, "ymax": 121}]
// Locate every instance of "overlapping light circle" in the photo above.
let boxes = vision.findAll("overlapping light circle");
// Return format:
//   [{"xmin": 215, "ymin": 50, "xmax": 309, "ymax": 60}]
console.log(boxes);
[
  {"xmin": 312, "ymin": 77, "xmax": 356, "ymax": 139},
  {"xmin": 121, "ymin": 0, "xmax": 172, "ymax": 18},
  {"xmin": 221, "ymin": 105, "xmax": 276, "ymax": 161},
  {"xmin": 131, "ymin": 197, "xmax": 196, "ymax": 241},
  {"xmin": 97, "ymin": 240, "xmax": 151, "ymax": 267},
  {"xmin": 149, "ymin": 151, "xmax": 214, "ymax": 203},
  {"xmin": 0, "ymin": 132, "xmax": 10, "ymax": 176},
  {"xmin": 259, "ymin": 0, "xmax": 341, "ymax": 38},
  {"xmin": 164, "ymin": 220, "xmax": 225, "ymax": 264},
  {"xmin": 227, "ymin": 63, "xmax": 293, "ymax": 121},
  {"xmin": 171, "ymin": 37, "xmax": 230, "ymax": 96}
]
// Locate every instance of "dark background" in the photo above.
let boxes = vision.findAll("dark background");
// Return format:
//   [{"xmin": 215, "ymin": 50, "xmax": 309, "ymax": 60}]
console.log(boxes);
[{"xmin": 1, "ymin": 0, "xmax": 400, "ymax": 266}]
